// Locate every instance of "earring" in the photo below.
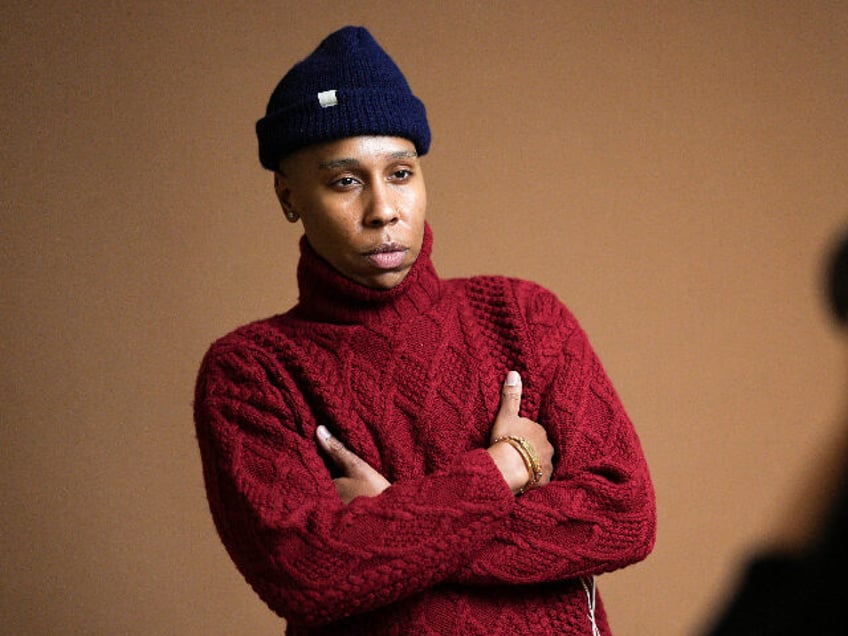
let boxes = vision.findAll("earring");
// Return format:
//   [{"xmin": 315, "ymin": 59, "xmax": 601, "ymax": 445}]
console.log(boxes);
[{"xmin": 285, "ymin": 209, "xmax": 300, "ymax": 223}]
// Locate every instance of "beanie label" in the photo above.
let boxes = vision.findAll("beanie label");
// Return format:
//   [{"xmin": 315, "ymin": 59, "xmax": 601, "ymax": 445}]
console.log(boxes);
[{"xmin": 317, "ymin": 90, "xmax": 338, "ymax": 108}]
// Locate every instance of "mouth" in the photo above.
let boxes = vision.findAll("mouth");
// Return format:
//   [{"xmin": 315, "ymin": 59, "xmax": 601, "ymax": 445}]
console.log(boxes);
[{"xmin": 364, "ymin": 242, "xmax": 409, "ymax": 269}]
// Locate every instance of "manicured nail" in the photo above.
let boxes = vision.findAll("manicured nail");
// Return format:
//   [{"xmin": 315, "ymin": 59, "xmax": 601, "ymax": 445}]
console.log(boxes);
[
  {"xmin": 505, "ymin": 370, "xmax": 520, "ymax": 387},
  {"xmin": 316, "ymin": 425, "xmax": 331, "ymax": 441}
]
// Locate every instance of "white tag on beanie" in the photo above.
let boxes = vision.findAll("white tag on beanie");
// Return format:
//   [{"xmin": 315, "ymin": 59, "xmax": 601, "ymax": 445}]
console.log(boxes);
[{"xmin": 317, "ymin": 90, "xmax": 338, "ymax": 108}]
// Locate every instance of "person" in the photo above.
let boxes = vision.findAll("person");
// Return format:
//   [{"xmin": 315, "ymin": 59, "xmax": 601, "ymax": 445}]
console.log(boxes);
[
  {"xmin": 194, "ymin": 26, "xmax": 656, "ymax": 635},
  {"xmin": 703, "ymin": 229, "xmax": 848, "ymax": 635}
]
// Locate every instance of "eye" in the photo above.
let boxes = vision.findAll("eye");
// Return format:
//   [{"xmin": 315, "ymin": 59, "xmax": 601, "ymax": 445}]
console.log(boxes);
[
  {"xmin": 331, "ymin": 176, "xmax": 360, "ymax": 189},
  {"xmin": 391, "ymin": 169, "xmax": 413, "ymax": 181}
]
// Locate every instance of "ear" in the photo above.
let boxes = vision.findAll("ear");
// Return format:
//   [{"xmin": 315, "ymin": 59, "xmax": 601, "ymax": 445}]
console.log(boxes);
[
  {"xmin": 274, "ymin": 171, "xmax": 292, "ymax": 212},
  {"xmin": 274, "ymin": 172, "xmax": 301, "ymax": 223}
]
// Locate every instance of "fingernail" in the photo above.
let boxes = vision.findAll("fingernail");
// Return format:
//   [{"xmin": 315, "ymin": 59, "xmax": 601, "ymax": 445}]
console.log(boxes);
[
  {"xmin": 505, "ymin": 370, "xmax": 520, "ymax": 387},
  {"xmin": 316, "ymin": 425, "xmax": 331, "ymax": 441}
]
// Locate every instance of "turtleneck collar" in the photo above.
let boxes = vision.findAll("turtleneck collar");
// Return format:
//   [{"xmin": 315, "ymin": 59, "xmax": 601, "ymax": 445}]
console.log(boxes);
[{"xmin": 289, "ymin": 223, "xmax": 442, "ymax": 327}]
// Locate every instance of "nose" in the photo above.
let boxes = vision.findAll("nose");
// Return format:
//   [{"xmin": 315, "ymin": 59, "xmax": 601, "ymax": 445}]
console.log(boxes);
[{"xmin": 363, "ymin": 182, "xmax": 399, "ymax": 228}]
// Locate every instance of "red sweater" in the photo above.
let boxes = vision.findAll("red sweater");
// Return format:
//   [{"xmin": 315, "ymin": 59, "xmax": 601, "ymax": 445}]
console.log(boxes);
[{"xmin": 194, "ymin": 224, "xmax": 656, "ymax": 634}]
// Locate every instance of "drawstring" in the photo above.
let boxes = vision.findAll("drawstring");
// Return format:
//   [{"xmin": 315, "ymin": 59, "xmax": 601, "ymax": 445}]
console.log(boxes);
[{"xmin": 581, "ymin": 576, "xmax": 601, "ymax": 636}]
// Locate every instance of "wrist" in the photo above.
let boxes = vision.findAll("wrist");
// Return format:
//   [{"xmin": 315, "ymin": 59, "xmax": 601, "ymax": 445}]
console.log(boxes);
[
  {"xmin": 487, "ymin": 443, "xmax": 524, "ymax": 494},
  {"xmin": 491, "ymin": 436, "xmax": 543, "ymax": 495}
]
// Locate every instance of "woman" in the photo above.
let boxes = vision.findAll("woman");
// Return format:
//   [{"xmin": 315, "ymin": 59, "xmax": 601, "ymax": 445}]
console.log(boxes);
[{"xmin": 194, "ymin": 26, "xmax": 656, "ymax": 635}]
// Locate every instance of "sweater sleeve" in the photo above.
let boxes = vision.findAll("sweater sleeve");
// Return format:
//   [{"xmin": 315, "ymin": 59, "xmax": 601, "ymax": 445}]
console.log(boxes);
[
  {"xmin": 194, "ymin": 342, "xmax": 514, "ymax": 628},
  {"xmin": 450, "ymin": 285, "xmax": 656, "ymax": 585}
]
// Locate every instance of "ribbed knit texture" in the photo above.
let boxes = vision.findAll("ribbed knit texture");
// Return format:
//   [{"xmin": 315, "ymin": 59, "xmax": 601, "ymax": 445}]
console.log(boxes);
[{"xmin": 194, "ymin": 224, "xmax": 656, "ymax": 634}]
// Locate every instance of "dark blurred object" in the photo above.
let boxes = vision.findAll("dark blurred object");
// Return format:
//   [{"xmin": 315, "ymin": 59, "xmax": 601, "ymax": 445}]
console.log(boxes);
[
  {"xmin": 826, "ymin": 228, "xmax": 848, "ymax": 325},
  {"xmin": 704, "ymin": 228, "xmax": 848, "ymax": 636}
]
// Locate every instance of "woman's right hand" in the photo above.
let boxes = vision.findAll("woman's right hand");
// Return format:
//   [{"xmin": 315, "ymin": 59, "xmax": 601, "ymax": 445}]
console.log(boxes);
[{"xmin": 487, "ymin": 370, "xmax": 555, "ymax": 495}]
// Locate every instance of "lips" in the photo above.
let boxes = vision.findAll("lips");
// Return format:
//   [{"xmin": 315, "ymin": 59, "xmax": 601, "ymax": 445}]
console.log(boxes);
[{"xmin": 364, "ymin": 243, "xmax": 408, "ymax": 270}]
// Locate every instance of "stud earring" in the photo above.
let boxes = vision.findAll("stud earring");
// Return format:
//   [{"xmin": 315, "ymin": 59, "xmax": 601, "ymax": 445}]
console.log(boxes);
[{"xmin": 285, "ymin": 210, "xmax": 300, "ymax": 223}]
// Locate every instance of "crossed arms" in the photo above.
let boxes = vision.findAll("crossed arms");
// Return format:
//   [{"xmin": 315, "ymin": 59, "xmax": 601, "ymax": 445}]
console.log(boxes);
[{"xmin": 194, "ymin": 313, "xmax": 656, "ymax": 627}]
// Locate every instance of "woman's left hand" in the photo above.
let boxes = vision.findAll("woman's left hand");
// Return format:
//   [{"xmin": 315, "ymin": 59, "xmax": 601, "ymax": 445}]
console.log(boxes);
[{"xmin": 316, "ymin": 425, "xmax": 390, "ymax": 504}]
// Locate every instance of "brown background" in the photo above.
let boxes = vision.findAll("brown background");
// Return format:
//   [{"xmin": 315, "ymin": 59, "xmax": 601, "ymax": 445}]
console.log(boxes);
[{"xmin": 2, "ymin": 2, "xmax": 847, "ymax": 634}]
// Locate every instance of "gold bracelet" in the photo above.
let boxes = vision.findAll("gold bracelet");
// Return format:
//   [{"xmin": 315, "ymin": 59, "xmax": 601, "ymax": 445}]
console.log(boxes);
[{"xmin": 493, "ymin": 435, "xmax": 543, "ymax": 495}]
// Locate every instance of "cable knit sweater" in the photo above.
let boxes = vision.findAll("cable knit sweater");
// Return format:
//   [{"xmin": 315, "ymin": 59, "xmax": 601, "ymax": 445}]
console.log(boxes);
[{"xmin": 194, "ymin": 224, "xmax": 656, "ymax": 635}]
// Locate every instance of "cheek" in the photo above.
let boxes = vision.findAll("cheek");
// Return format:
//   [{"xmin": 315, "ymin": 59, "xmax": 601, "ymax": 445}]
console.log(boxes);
[
  {"xmin": 417, "ymin": 188, "xmax": 427, "ymax": 216},
  {"xmin": 402, "ymin": 184, "xmax": 427, "ymax": 218},
  {"xmin": 302, "ymin": 207, "xmax": 356, "ymax": 248}
]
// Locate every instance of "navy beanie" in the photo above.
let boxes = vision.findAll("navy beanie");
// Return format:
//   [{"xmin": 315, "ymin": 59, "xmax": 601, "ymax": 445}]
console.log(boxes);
[{"xmin": 256, "ymin": 26, "xmax": 430, "ymax": 171}]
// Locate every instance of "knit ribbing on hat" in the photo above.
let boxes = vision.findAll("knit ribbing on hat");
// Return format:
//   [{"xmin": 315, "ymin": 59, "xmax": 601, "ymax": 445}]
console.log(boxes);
[{"xmin": 256, "ymin": 26, "xmax": 430, "ymax": 170}]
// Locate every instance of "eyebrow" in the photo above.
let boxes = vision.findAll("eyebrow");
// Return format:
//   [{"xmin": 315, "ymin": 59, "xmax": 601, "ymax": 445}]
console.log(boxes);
[{"xmin": 317, "ymin": 150, "xmax": 418, "ymax": 171}]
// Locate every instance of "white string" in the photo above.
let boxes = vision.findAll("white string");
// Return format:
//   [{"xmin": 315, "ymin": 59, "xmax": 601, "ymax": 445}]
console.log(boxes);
[{"xmin": 581, "ymin": 576, "xmax": 601, "ymax": 636}]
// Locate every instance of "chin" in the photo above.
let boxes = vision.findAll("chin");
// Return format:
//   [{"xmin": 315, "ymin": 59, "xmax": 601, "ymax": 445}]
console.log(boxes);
[{"xmin": 361, "ymin": 269, "xmax": 410, "ymax": 290}]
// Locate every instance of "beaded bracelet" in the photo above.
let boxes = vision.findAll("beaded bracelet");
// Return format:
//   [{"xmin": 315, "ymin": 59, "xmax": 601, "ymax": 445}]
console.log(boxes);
[{"xmin": 493, "ymin": 435, "xmax": 543, "ymax": 495}]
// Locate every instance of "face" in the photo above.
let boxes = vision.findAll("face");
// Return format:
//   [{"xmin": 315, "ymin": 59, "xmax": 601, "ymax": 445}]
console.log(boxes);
[{"xmin": 275, "ymin": 136, "xmax": 427, "ymax": 289}]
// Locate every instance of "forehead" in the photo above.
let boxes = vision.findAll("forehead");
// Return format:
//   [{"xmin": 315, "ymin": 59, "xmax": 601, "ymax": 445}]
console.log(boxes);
[{"xmin": 282, "ymin": 136, "xmax": 418, "ymax": 173}]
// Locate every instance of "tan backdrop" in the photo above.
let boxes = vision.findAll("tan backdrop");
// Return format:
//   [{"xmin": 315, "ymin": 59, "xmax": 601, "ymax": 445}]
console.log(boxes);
[{"xmin": 2, "ymin": 2, "xmax": 846, "ymax": 634}]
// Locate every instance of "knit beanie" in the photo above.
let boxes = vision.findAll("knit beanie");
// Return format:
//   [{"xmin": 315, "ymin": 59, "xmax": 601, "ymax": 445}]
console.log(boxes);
[{"xmin": 256, "ymin": 26, "xmax": 430, "ymax": 171}]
